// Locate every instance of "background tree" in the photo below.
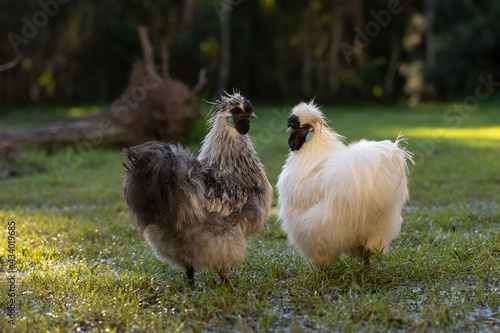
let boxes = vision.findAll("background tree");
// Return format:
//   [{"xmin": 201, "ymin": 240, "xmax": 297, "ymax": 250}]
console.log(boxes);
[{"xmin": 1, "ymin": 0, "xmax": 499, "ymax": 105}]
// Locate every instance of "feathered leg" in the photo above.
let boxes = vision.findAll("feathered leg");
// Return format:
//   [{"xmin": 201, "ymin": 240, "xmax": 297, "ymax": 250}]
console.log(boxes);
[
  {"xmin": 357, "ymin": 245, "xmax": 373, "ymax": 266},
  {"xmin": 218, "ymin": 271, "xmax": 235, "ymax": 289},
  {"xmin": 218, "ymin": 271, "xmax": 229, "ymax": 284},
  {"xmin": 186, "ymin": 266, "xmax": 195, "ymax": 287},
  {"xmin": 363, "ymin": 249, "xmax": 373, "ymax": 266}
]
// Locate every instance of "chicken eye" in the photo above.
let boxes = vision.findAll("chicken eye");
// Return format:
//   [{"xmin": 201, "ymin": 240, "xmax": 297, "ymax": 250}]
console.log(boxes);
[
  {"xmin": 305, "ymin": 131, "xmax": 314, "ymax": 142},
  {"xmin": 230, "ymin": 107, "xmax": 243, "ymax": 114}
]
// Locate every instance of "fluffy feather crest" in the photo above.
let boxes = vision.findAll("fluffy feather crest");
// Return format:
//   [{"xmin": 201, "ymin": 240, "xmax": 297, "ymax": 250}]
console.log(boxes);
[
  {"xmin": 206, "ymin": 90, "xmax": 254, "ymax": 126},
  {"xmin": 286, "ymin": 101, "xmax": 344, "ymax": 154},
  {"xmin": 290, "ymin": 100, "xmax": 327, "ymax": 131}
]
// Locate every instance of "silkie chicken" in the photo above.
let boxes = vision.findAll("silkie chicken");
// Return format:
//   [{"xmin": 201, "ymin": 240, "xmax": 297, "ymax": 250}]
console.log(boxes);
[
  {"xmin": 123, "ymin": 93, "xmax": 272, "ymax": 286},
  {"xmin": 277, "ymin": 101, "xmax": 412, "ymax": 268}
]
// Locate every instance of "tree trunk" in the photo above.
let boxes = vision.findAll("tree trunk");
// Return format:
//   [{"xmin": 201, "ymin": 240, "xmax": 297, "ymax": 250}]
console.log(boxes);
[
  {"xmin": 301, "ymin": 8, "xmax": 313, "ymax": 96},
  {"xmin": 384, "ymin": 31, "xmax": 402, "ymax": 97},
  {"xmin": 424, "ymin": 0, "xmax": 436, "ymax": 67},
  {"xmin": 328, "ymin": 6, "xmax": 344, "ymax": 96},
  {"xmin": 217, "ymin": 3, "xmax": 231, "ymax": 95},
  {"xmin": 350, "ymin": 0, "xmax": 366, "ymax": 68},
  {"xmin": 179, "ymin": 0, "xmax": 197, "ymax": 38},
  {"xmin": 424, "ymin": 0, "xmax": 436, "ymax": 97}
]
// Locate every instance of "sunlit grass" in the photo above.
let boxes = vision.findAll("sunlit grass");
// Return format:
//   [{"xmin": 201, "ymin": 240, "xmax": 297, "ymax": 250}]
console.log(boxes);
[
  {"xmin": 404, "ymin": 126, "xmax": 500, "ymax": 140},
  {"xmin": 0, "ymin": 100, "xmax": 499, "ymax": 332},
  {"xmin": 403, "ymin": 126, "xmax": 500, "ymax": 147}
]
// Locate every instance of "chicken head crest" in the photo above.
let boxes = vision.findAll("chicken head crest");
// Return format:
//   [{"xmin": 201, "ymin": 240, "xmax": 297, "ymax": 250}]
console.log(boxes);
[{"xmin": 217, "ymin": 93, "xmax": 257, "ymax": 135}]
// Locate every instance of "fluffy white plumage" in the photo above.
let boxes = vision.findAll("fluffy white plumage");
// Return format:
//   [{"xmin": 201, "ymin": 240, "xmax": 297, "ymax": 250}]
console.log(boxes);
[{"xmin": 277, "ymin": 102, "xmax": 413, "ymax": 267}]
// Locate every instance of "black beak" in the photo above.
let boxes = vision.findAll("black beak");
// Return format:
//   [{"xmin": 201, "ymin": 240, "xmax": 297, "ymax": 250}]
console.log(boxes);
[{"xmin": 286, "ymin": 115, "xmax": 312, "ymax": 151}]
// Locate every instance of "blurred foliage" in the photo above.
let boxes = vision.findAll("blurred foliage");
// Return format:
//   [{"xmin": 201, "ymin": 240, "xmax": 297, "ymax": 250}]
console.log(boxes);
[
  {"xmin": 0, "ymin": 0, "xmax": 499, "ymax": 105},
  {"xmin": 431, "ymin": 0, "xmax": 500, "ymax": 96}
]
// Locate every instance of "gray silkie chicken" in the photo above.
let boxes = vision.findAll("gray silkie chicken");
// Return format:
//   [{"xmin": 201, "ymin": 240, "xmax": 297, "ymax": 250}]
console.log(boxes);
[{"xmin": 123, "ymin": 92, "xmax": 273, "ymax": 286}]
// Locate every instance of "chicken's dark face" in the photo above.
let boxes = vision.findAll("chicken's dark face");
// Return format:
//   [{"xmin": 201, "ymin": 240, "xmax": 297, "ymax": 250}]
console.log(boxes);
[
  {"xmin": 287, "ymin": 114, "xmax": 314, "ymax": 151},
  {"xmin": 227, "ymin": 98, "xmax": 257, "ymax": 135}
]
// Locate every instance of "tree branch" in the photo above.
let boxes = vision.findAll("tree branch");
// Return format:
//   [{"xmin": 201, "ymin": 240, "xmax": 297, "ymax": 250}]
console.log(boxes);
[
  {"xmin": 160, "ymin": 41, "xmax": 170, "ymax": 78},
  {"xmin": 138, "ymin": 26, "xmax": 155, "ymax": 72},
  {"xmin": 186, "ymin": 68, "xmax": 208, "ymax": 102}
]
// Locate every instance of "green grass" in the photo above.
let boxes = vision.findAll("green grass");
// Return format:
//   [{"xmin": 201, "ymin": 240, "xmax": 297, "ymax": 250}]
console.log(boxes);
[{"xmin": 1, "ymin": 100, "xmax": 499, "ymax": 332}]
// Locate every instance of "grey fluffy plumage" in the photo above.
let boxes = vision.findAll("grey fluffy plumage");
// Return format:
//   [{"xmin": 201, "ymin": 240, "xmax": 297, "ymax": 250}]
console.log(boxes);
[{"xmin": 123, "ymin": 93, "xmax": 273, "ymax": 286}]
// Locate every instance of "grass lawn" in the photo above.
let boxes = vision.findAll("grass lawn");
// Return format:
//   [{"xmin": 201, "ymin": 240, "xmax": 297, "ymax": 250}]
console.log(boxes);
[{"xmin": 0, "ymin": 99, "xmax": 499, "ymax": 332}]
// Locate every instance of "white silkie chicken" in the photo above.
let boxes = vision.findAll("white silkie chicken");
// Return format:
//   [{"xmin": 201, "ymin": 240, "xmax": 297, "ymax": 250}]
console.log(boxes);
[{"xmin": 277, "ymin": 102, "xmax": 412, "ymax": 267}]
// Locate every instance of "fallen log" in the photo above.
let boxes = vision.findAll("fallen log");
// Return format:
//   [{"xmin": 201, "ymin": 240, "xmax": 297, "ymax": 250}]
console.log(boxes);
[{"xmin": 0, "ymin": 26, "xmax": 207, "ymax": 149}]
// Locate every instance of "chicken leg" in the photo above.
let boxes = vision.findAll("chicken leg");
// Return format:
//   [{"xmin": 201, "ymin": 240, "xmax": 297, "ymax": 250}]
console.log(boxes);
[{"xmin": 186, "ymin": 266, "xmax": 195, "ymax": 287}]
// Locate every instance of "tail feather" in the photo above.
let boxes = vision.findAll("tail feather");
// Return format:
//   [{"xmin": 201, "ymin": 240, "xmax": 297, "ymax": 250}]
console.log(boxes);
[
  {"xmin": 123, "ymin": 142, "xmax": 205, "ymax": 233},
  {"xmin": 319, "ymin": 138, "xmax": 411, "ymax": 229}
]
